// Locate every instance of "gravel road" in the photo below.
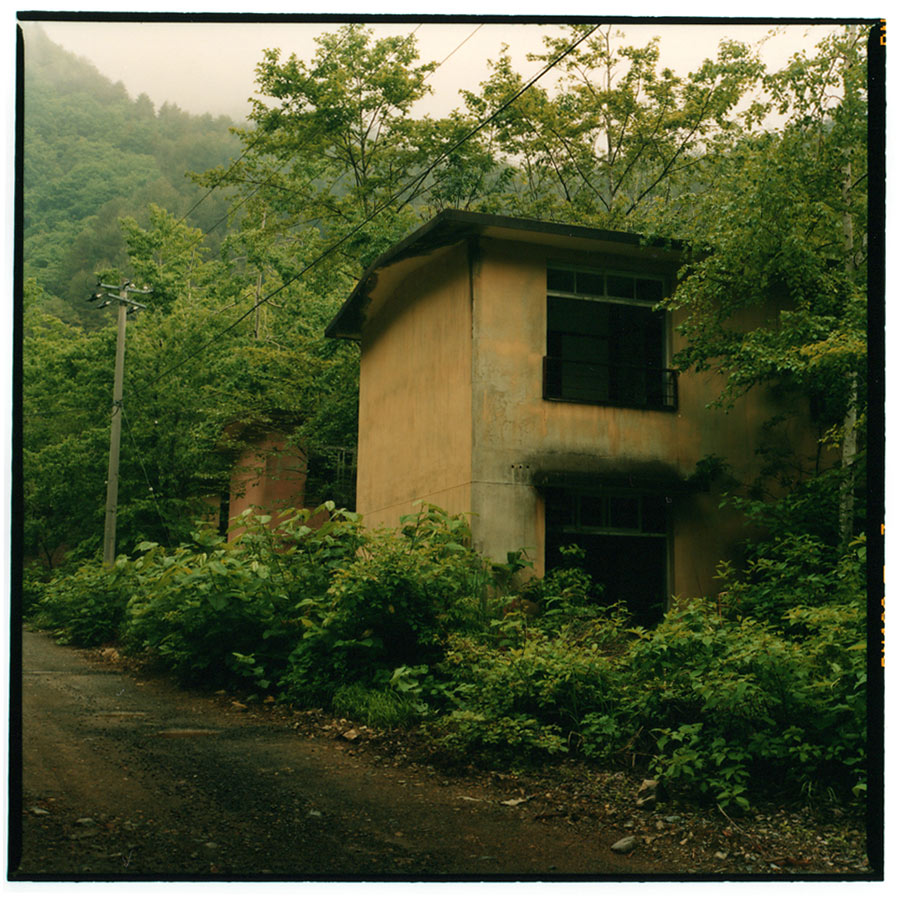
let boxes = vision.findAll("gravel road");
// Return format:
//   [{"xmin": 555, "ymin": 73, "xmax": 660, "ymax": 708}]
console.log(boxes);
[{"xmin": 12, "ymin": 628, "xmax": 661, "ymax": 879}]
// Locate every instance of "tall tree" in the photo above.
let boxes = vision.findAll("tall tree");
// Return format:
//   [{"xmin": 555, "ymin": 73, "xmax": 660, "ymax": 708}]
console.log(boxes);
[
  {"xmin": 664, "ymin": 26, "xmax": 869, "ymax": 543},
  {"xmin": 199, "ymin": 24, "xmax": 441, "ymax": 274},
  {"xmin": 460, "ymin": 25, "xmax": 768, "ymax": 231},
  {"xmin": 192, "ymin": 25, "xmax": 484, "ymax": 498}
]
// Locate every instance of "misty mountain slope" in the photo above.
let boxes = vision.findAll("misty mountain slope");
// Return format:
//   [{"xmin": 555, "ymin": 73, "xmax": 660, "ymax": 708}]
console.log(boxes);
[{"xmin": 21, "ymin": 24, "xmax": 242, "ymax": 323}]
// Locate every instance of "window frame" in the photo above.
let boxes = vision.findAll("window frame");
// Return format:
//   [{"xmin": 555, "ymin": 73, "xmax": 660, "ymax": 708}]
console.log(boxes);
[
  {"xmin": 552, "ymin": 490, "xmax": 669, "ymax": 539},
  {"xmin": 544, "ymin": 262, "xmax": 677, "ymax": 411}
]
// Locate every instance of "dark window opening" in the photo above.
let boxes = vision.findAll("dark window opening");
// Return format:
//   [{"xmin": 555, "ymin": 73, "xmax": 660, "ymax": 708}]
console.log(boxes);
[
  {"xmin": 545, "ymin": 488, "xmax": 669, "ymax": 626},
  {"xmin": 545, "ymin": 265, "xmax": 676, "ymax": 410},
  {"xmin": 218, "ymin": 494, "xmax": 230, "ymax": 538}
]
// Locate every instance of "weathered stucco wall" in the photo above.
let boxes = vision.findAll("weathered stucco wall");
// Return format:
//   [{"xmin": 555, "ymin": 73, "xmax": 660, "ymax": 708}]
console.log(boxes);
[
  {"xmin": 351, "ymin": 226, "xmax": 820, "ymax": 604},
  {"xmin": 355, "ymin": 241, "xmax": 474, "ymax": 529},
  {"xmin": 467, "ymin": 236, "xmax": 818, "ymax": 597},
  {"xmin": 228, "ymin": 433, "xmax": 307, "ymax": 537}
]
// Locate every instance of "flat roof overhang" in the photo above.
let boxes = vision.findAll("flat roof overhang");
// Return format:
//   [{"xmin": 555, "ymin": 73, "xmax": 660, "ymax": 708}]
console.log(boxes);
[{"xmin": 324, "ymin": 209, "xmax": 683, "ymax": 340}]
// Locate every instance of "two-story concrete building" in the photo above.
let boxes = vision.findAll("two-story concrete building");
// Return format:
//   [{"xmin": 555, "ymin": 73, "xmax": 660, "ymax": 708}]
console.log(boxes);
[{"xmin": 326, "ymin": 210, "xmax": 816, "ymax": 624}]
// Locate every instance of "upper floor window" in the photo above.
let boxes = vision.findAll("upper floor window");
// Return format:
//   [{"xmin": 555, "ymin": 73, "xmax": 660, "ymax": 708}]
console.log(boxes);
[{"xmin": 544, "ymin": 263, "xmax": 677, "ymax": 410}]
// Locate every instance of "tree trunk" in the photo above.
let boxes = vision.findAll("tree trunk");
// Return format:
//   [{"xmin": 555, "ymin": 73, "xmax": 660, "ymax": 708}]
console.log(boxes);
[{"xmin": 838, "ymin": 158, "xmax": 857, "ymax": 545}]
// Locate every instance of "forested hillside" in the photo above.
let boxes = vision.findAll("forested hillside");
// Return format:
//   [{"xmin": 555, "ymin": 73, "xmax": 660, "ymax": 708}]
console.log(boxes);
[{"xmin": 22, "ymin": 25, "xmax": 241, "ymax": 325}]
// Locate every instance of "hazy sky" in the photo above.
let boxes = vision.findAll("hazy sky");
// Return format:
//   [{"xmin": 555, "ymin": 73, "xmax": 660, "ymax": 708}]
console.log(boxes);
[{"xmin": 27, "ymin": 16, "xmax": 852, "ymax": 125}]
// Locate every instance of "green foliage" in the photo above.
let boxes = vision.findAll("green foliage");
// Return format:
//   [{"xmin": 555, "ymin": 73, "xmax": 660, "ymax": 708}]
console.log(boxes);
[
  {"xmin": 519, "ymin": 543, "xmax": 606, "ymax": 623},
  {"xmin": 423, "ymin": 535, "xmax": 866, "ymax": 806},
  {"xmin": 427, "ymin": 560, "xmax": 630, "ymax": 766},
  {"xmin": 23, "ymin": 25, "xmax": 240, "ymax": 320},
  {"xmin": 56, "ymin": 503, "xmax": 485, "ymax": 700},
  {"xmin": 718, "ymin": 471, "xmax": 865, "ymax": 623},
  {"xmin": 460, "ymin": 25, "xmax": 767, "ymax": 230},
  {"xmin": 198, "ymin": 22, "xmax": 440, "ymax": 281},
  {"xmin": 20, "ymin": 21, "xmax": 871, "ymax": 814},
  {"xmin": 21, "ymin": 567, "xmax": 47, "ymax": 619},
  {"xmin": 279, "ymin": 505, "xmax": 489, "ymax": 706},
  {"xmin": 23, "ymin": 198, "xmax": 361, "ymax": 563},
  {"xmin": 124, "ymin": 505, "xmax": 363, "ymax": 687},
  {"xmin": 125, "ymin": 532, "xmax": 283, "ymax": 685},
  {"xmin": 24, "ymin": 502, "xmax": 867, "ymax": 809},
  {"xmin": 431, "ymin": 629, "xmax": 617, "ymax": 765},
  {"xmin": 665, "ymin": 26, "xmax": 867, "ymax": 422},
  {"xmin": 653, "ymin": 723, "xmax": 753, "ymax": 811},
  {"xmin": 332, "ymin": 677, "xmax": 425, "ymax": 729},
  {"xmin": 30, "ymin": 558, "xmax": 134, "ymax": 646},
  {"xmin": 433, "ymin": 710, "xmax": 568, "ymax": 764},
  {"xmin": 578, "ymin": 712, "xmax": 629, "ymax": 764},
  {"xmin": 625, "ymin": 595, "xmax": 866, "ymax": 808},
  {"xmin": 22, "ymin": 293, "xmax": 114, "ymax": 561}
]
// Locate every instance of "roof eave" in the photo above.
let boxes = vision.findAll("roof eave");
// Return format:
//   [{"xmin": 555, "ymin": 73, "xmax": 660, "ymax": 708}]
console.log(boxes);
[{"xmin": 324, "ymin": 210, "xmax": 684, "ymax": 341}]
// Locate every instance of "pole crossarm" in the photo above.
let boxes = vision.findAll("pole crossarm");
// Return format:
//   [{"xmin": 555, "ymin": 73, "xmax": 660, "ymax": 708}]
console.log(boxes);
[{"xmin": 95, "ymin": 280, "xmax": 152, "ymax": 310}]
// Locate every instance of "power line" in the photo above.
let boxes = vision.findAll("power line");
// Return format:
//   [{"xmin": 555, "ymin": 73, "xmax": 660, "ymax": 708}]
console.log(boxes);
[
  {"xmin": 134, "ymin": 24, "xmax": 600, "ymax": 397},
  {"xmin": 121, "ymin": 404, "xmax": 172, "ymax": 545},
  {"xmin": 172, "ymin": 132, "xmax": 263, "ymax": 231},
  {"xmin": 435, "ymin": 23, "xmax": 483, "ymax": 68},
  {"xmin": 395, "ymin": 28, "xmax": 597, "ymax": 212},
  {"xmin": 156, "ymin": 22, "xmax": 481, "ymax": 274}
]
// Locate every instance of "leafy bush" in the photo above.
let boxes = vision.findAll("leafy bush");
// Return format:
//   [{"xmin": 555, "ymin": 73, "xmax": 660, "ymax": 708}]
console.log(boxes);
[
  {"xmin": 578, "ymin": 712, "xmax": 629, "ymax": 763},
  {"xmin": 429, "ymin": 622, "xmax": 622, "ymax": 765},
  {"xmin": 717, "ymin": 468, "xmax": 863, "ymax": 626},
  {"xmin": 433, "ymin": 709, "xmax": 568, "ymax": 763},
  {"xmin": 21, "ymin": 566, "xmax": 49, "ymax": 619},
  {"xmin": 125, "ymin": 504, "xmax": 364, "ymax": 687},
  {"xmin": 30, "ymin": 557, "xmax": 134, "ymax": 646},
  {"xmin": 716, "ymin": 532, "xmax": 850, "ymax": 625},
  {"xmin": 520, "ymin": 544, "xmax": 597, "ymax": 610},
  {"xmin": 278, "ymin": 505, "xmax": 490, "ymax": 706},
  {"xmin": 125, "ymin": 532, "xmax": 283, "ymax": 685},
  {"xmin": 426, "ymin": 532, "xmax": 865, "ymax": 808},
  {"xmin": 21, "ymin": 497, "xmax": 866, "ymax": 810},
  {"xmin": 624, "ymin": 593, "xmax": 866, "ymax": 809}
]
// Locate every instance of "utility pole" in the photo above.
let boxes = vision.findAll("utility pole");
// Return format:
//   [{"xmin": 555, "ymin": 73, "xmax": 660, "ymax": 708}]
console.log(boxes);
[{"xmin": 89, "ymin": 280, "xmax": 151, "ymax": 564}]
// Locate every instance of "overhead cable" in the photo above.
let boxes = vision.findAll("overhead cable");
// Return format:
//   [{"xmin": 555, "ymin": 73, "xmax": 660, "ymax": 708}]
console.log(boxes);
[{"xmin": 136, "ymin": 24, "xmax": 600, "ymax": 396}]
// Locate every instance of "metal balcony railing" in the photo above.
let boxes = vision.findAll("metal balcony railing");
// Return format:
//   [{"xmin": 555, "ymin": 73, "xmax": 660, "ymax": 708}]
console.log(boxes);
[{"xmin": 543, "ymin": 356, "xmax": 678, "ymax": 411}]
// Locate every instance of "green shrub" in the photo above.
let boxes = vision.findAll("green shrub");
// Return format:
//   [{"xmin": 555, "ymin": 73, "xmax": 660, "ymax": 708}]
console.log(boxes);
[
  {"xmin": 429, "ymin": 627, "xmax": 622, "ymax": 764},
  {"xmin": 278, "ymin": 505, "xmax": 489, "ymax": 705},
  {"xmin": 30, "ymin": 557, "xmax": 133, "ymax": 646},
  {"xmin": 123, "ymin": 504, "xmax": 364, "ymax": 688},
  {"xmin": 624, "ymin": 594, "xmax": 866, "ymax": 808},
  {"xmin": 578, "ymin": 712, "xmax": 629, "ymax": 763},
  {"xmin": 23, "ymin": 494, "xmax": 866, "ymax": 810},
  {"xmin": 717, "ymin": 532, "xmax": 851, "ymax": 625},
  {"xmin": 125, "ymin": 534, "xmax": 279, "ymax": 685},
  {"xmin": 718, "ymin": 466, "xmax": 864, "ymax": 627},
  {"xmin": 21, "ymin": 566, "xmax": 48, "ymax": 619},
  {"xmin": 432, "ymin": 710, "xmax": 568, "ymax": 764},
  {"xmin": 654, "ymin": 722, "xmax": 753, "ymax": 811}
]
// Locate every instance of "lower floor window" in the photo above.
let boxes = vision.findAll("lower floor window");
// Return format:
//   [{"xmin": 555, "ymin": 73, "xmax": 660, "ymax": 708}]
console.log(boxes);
[{"xmin": 544, "ymin": 488, "xmax": 669, "ymax": 626}]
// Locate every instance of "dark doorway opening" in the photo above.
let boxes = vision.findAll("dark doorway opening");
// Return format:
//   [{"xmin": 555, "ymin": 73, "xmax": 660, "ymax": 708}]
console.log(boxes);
[{"xmin": 544, "ymin": 488, "xmax": 669, "ymax": 627}]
